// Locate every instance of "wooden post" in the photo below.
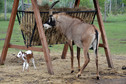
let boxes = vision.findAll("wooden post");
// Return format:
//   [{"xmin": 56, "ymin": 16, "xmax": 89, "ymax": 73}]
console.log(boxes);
[
  {"xmin": 74, "ymin": 0, "xmax": 80, "ymax": 7},
  {"xmin": 93, "ymin": 0, "xmax": 114, "ymax": 68},
  {"xmin": 61, "ymin": 0, "xmax": 80, "ymax": 59},
  {"xmin": 61, "ymin": 44, "xmax": 69, "ymax": 59},
  {"xmin": 0, "ymin": 0, "xmax": 19, "ymax": 64},
  {"xmin": 31, "ymin": 0, "xmax": 54, "ymax": 74}
]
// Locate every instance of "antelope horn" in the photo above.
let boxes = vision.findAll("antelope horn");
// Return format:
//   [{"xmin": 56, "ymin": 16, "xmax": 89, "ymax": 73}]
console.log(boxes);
[
  {"xmin": 49, "ymin": 0, "xmax": 60, "ymax": 15},
  {"xmin": 50, "ymin": 0, "xmax": 59, "ymax": 9}
]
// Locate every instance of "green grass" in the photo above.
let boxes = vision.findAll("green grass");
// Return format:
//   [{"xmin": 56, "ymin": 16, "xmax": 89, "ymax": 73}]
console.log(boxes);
[
  {"xmin": 0, "ymin": 20, "xmax": 24, "ymax": 52},
  {"xmin": 0, "ymin": 13, "xmax": 12, "ymax": 21},
  {"xmin": 94, "ymin": 14, "xmax": 126, "ymax": 55},
  {"xmin": 106, "ymin": 13, "xmax": 126, "ymax": 22},
  {"xmin": 98, "ymin": 21, "xmax": 126, "ymax": 55},
  {"xmin": 0, "ymin": 14, "xmax": 126, "ymax": 55}
]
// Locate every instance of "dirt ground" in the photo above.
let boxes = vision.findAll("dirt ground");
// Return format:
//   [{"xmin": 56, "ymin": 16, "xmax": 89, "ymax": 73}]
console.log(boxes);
[{"xmin": 0, "ymin": 51, "xmax": 126, "ymax": 84}]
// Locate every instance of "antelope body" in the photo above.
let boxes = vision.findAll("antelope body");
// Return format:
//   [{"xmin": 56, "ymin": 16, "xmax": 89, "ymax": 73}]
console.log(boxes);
[{"xmin": 43, "ymin": 0, "xmax": 101, "ymax": 79}]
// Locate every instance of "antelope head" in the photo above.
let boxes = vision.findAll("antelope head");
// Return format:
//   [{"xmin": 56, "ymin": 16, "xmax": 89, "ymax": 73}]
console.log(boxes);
[{"xmin": 43, "ymin": 0, "xmax": 59, "ymax": 29}]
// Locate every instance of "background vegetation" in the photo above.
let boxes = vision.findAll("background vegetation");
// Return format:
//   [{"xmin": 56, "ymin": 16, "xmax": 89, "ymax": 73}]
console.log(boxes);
[
  {"xmin": 0, "ymin": 0, "xmax": 126, "ymax": 20},
  {"xmin": 0, "ymin": 0, "xmax": 126, "ymax": 55}
]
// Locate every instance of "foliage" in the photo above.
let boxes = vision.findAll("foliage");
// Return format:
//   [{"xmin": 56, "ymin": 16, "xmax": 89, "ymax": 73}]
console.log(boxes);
[
  {"xmin": 98, "ymin": 0, "xmax": 105, "ymax": 12},
  {"xmin": 7, "ymin": 0, "xmax": 14, "ymax": 12},
  {"xmin": 123, "ymin": 0, "xmax": 126, "ymax": 4},
  {"xmin": 79, "ymin": 0, "xmax": 93, "ymax": 8},
  {"xmin": 0, "ymin": 1, "xmax": 3, "ymax": 13},
  {"xmin": 49, "ymin": 0, "xmax": 75, "ymax": 8}
]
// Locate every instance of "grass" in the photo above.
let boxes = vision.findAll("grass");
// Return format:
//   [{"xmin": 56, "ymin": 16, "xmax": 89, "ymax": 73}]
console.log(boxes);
[
  {"xmin": 0, "ymin": 13, "xmax": 126, "ymax": 55},
  {"xmin": 99, "ymin": 21, "xmax": 126, "ymax": 55},
  {"xmin": 0, "ymin": 13, "xmax": 12, "ymax": 21},
  {"xmin": 105, "ymin": 14, "xmax": 126, "ymax": 22},
  {"xmin": 0, "ymin": 20, "xmax": 24, "ymax": 53},
  {"xmin": 94, "ymin": 14, "xmax": 126, "ymax": 55}
]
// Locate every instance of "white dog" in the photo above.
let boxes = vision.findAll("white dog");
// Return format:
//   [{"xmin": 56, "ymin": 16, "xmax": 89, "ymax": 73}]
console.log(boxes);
[{"xmin": 17, "ymin": 50, "xmax": 36, "ymax": 71}]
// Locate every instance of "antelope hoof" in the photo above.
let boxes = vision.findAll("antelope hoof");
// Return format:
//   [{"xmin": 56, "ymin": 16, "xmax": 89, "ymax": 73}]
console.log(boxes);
[
  {"xmin": 76, "ymin": 73, "xmax": 81, "ymax": 78},
  {"xmin": 96, "ymin": 75, "xmax": 100, "ymax": 80},
  {"xmin": 71, "ymin": 70, "xmax": 74, "ymax": 73}
]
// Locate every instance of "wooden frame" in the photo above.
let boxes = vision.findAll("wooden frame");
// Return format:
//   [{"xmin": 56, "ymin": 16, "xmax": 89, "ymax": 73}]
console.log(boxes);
[
  {"xmin": 0, "ymin": 0, "xmax": 54, "ymax": 75},
  {"xmin": 0, "ymin": 0, "xmax": 113, "ymax": 75},
  {"xmin": 61, "ymin": 0, "xmax": 114, "ymax": 68}
]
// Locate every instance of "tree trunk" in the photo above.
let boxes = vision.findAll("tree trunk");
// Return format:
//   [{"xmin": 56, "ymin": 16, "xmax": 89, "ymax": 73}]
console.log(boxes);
[
  {"xmin": 109, "ymin": 0, "xmax": 111, "ymax": 14},
  {"xmin": 122, "ymin": 3, "xmax": 124, "ymax": 12},
  {"xmin": 104, "ymin": 1, "xmax": 107, "ymax": 22},
  {"xmin": 28, "ymin": 0, "xmax": 30, "ymax": 3},
  {"xmin": 21, "ymin": 0, "xmax": 24, "ymax": 10},
  {"xmin": 114, "ymin": 0, "xmax": 117, "ymax": 13},
  {"xmin": 4, "ymin": 0, "xmax": 7, "ymax": 20}
]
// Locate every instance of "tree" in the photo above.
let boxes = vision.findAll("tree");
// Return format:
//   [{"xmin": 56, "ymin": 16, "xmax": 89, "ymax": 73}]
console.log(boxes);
[
  {"xmin": 104, "ymin": 1, "xmax": 107, "ymax": 22},
  {"xmin": 109, "ymin": 0, "xmax": 112, "ymax": 14},
  {"xmin": 80, "ymin": 0, "xmax": 93, "ymax": 8},
  {"xmin": 4, "ymin": 0, "xmax": 7, "ymax": 20},
  {"xmin": 99, "ymin": 0, "xmax": 105, "ymax": 12},
  {"xmin": 21, "ymin": 0, "xmax": 24, "ymax": 10},
  {"xmin": 123, "ymin": 0, "xmax": 126, "ymax": 4},
  {"xmin": 0, "ymin": 1, "xmax": 3, "ymax": 10}
]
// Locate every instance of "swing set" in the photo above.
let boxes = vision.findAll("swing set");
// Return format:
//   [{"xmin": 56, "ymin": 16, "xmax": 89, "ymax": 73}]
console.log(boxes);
[{"xmin": 0, "ymin": 0, "xmax": 113, "ymax": 75}]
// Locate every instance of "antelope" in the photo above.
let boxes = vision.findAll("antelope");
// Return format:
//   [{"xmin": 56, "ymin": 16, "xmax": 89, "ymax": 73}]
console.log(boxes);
[{"xmin": 43, "ymin": 1, "xmax": 101, "ymax": 79}]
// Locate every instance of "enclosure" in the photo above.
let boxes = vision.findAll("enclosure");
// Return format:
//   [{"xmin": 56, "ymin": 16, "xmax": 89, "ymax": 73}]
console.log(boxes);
[{"xmin": 0, "ymin": 0, "xmax": 126, "ymax": 84}]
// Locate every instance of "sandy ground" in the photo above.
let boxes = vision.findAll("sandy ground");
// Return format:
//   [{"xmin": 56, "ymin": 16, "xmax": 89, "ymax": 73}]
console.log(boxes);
[{"xmin": 0, "ymin": 51, "xmax": 126, "ymax": 84}]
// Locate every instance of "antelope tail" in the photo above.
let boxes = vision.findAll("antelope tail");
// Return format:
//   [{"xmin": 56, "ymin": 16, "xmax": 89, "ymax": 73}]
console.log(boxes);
[{"xmin": 95, "ymin": 29, "xmax": 99, "ymax": 55}]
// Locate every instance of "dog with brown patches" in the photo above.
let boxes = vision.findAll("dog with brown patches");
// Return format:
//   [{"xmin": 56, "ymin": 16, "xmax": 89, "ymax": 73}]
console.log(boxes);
[{"xmin": 17, "ymin": 50, "xmax": 36, "ymax": 71}]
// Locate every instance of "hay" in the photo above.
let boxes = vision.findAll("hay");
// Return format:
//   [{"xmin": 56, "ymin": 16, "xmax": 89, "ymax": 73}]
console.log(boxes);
[{"xmin": 19, "ymin": 5, "xmax": 95, "ymax": 46}]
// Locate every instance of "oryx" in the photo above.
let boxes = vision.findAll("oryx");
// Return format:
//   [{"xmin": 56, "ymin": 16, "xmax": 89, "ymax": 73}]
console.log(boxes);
[{"xmin": 43, "ymin": 0, "xmax": 101, "ymax": 79}]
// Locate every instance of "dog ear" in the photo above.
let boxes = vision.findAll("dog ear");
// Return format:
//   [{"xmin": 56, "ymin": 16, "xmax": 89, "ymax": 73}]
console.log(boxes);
[{"xmin": 20, "ymin": 50, "xmax": 23, "ymax": 54}]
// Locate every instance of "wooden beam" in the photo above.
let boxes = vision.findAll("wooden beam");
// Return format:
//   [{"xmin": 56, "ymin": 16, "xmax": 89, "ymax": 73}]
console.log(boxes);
[
  {"xmin": 31, "ymin": 0, "xmax": 54, "ymax": 75},
  {"xmin": 0, "ymin": 0, "xmax": 19, "ymax": 65},
  {"xmin": 61, "ymin": 43, "xmax": 69, "ymax": 59},
  {"xmin": 8, "ymin": 44, "xmax": 43, "ymax": 52},
  {"xmin": 93, "ymin": 0, "xmax": 114, "ymax": 68},
  {"xmin": 99, "ymin": 43, "xmax": 106, "ymax": 48}
]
